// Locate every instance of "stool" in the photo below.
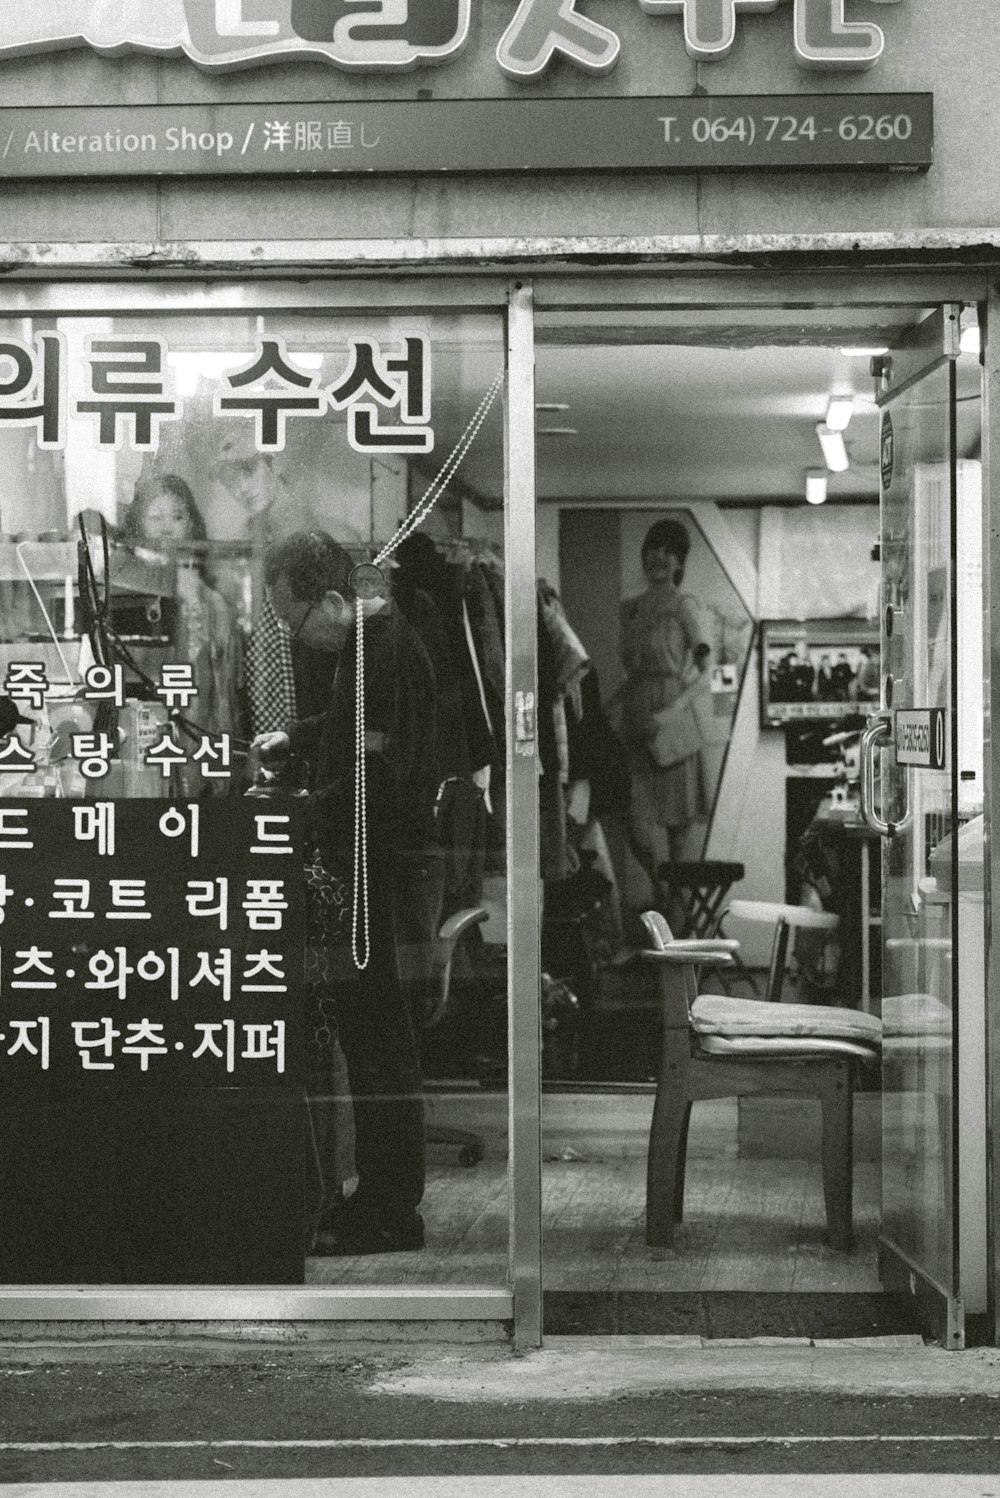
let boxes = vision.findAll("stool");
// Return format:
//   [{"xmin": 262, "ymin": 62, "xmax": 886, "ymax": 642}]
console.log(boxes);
[
  {"xmin": 655, "ymin": 859, "xmax": 746, "ymax": 938},
  {"xmin": 655, "ymin": 859, "xmax": 754, "ymax": 995}
]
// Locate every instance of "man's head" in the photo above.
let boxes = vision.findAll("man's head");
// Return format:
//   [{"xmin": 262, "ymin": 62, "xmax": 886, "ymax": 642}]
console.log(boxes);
[{"xmin": 264, "ymin": 530, "xmax": 356, "ymax": 653}]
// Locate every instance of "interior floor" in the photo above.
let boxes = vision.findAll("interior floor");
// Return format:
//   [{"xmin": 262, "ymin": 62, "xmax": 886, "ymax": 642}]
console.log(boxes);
[{"xmin": 306, "ymin": 1096, "xmax": 880, "ymax": 1293}]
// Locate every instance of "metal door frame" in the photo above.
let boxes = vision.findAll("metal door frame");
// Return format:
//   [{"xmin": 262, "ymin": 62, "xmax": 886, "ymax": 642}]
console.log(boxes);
[
  {"xmin": 0, "ymin": 257, "xmax": 998, "ymax": 1349},
  {"xmin": 866, "ymin": 304, "xmax": 963, "ymax": 1348},
  {"xmin": 0, "ymin": 274, "xmax": 538, "ymax": 1339},
  {"xmin": 983, "ymin": 285, "xmax": 1000, "ymax": 1349}
]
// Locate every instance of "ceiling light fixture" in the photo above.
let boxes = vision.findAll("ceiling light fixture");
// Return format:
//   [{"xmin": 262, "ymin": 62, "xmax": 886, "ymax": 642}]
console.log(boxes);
[
  {"xmin": 825, "ymin": 396, "xmax": 854, "ymax": 431},
  {"xmin": 816, "ymin": 423, "xmax": 850, "ymax": 472},
  {"xmin": 959, "ymin": 305, "xmax": 981, "ymax": 356},
  {"xmin": 535, "ymin": 402, "xmax": 569, "ymax": 412},
  {"xmin": 537, "ymin": 426, "xmax": 578, "ymax": 436},
  {"xmin": 839, "ymin": 346, "xmax": 889, "ymax": 357},
  {"xmin": 805, "ymin": 470, "xmax": 828, "ymax": 506}
]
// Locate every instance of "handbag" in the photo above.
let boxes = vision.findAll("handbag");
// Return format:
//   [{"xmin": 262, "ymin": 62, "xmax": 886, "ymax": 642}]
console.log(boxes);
[{"xmin": 649, "ymin": 678, "xmax": 711, "ymax": 770}]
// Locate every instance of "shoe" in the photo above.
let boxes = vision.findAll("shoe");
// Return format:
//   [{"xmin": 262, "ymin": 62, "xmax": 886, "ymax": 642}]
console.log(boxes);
[
  {"xmin": 312, "ymin": 1190, "xmax": 392, "ymax": 1236},
  {"xmin": 311, "ymin": 1210, "xmax": 425, "ymax": 1257}
]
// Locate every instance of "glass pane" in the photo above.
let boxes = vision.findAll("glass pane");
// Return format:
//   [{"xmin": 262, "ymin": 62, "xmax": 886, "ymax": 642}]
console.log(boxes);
[
  {"xmin": 534, "ymin": 332, "xmax": 762, "ymax": 1300},
  {"xmin": 0, "ymin": 305, "xmax": 509, "ymax": 1287},
  {"xmin": 880, "ymin": 359, "xmax": 957, "ymax": 1299}
]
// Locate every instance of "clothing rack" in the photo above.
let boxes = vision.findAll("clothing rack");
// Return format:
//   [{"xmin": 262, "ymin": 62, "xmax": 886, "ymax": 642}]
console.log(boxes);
[{"xmin": 433, "ymin": 535, "xmax": 503, "ymax": 571}]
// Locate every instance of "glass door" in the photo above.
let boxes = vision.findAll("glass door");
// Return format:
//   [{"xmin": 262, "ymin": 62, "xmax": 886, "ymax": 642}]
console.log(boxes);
[
  {"xmin": 0, "ymin": 285, "xmax": 520, "ymax": 1320},
  {"xmin": 861, "ymin": 305, "xmax": 963, "ymax": 1346}
]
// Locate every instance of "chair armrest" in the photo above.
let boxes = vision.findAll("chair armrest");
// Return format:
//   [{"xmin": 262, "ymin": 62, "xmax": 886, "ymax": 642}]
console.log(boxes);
[
  {"xmin": 725, "ymin": 899, "xmax": 838, "ymax": 932},
  {"xmin": 427, "ymin": 907, "xmax": 490, "ymax": 1031},
  {"xmin": 663, "ymin": 938, "xmax": 740, "ymax": 955},
  {"xmin": 438, "ymin": 907, "xmax": 489, "ymax": 944},
  {"xmin": 642, "ymin": 948, "xmax": 735, "ymax": 967}
]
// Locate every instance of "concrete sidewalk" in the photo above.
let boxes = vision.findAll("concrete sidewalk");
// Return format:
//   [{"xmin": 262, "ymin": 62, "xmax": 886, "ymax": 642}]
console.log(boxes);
[
  {"xmin": 1, "ymin": 1339, "xmax": 997, "ymax": 1486},
  {"xmin": 374, "ymin": 1335, "xmax": 1000, "ymax": 1401},
  {"xmin": 1, "ymin": 1332, "xmax": 999, "ymax": 1400}
]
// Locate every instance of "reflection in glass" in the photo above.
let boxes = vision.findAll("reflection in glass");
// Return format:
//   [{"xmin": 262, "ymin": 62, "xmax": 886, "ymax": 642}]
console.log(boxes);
[
  {"xmin": 880, "ymin": 361, "xmax": 955, "ymax": 1299},
  {"xmin": 0, "ymin": 308, "xmax": 509, "ymax": 1289}
]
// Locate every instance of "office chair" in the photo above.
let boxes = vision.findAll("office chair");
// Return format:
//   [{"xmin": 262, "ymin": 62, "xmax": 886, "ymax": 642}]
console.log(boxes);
[{"xmin": 424, "ymin": 905, "xmax": 490, "ymax": 1166}]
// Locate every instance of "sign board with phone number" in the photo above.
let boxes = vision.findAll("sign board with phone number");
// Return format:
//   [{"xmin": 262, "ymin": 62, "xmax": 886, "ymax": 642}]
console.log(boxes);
[{"xmin": 0, "ymin": 94, "xmax": 933, "ymax": 177}]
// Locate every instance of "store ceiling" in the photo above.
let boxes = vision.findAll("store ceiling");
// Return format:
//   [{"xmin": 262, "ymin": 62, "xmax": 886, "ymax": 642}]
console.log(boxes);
[
  {"xmin": 437, "ymin": 308, "xmax": 982, "ymax": 510},
  {"xmin": 125, "ymin": 306, "xmax": 980, "ymax": 514},
  {"xmin": 532, "ymin": 341, "xmax": 887, "ymax": 505}
]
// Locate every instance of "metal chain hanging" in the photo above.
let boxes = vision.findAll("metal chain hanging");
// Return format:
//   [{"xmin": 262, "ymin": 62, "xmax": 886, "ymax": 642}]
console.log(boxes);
[{"xmin": 349, "ymin": 368, "xmax": 505, "ymax": 970}]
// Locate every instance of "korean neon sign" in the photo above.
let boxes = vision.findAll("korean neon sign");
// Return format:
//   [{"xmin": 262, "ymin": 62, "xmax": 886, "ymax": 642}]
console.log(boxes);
[{"xmin": 0, "ymin": 0, "xmax": 904, "ymax": 77}]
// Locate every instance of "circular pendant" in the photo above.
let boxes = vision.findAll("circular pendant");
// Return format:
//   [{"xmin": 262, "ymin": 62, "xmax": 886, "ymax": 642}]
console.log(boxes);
[{"xmin": 350, "ymin": 562, "xmax": 388, "ymax": 601}]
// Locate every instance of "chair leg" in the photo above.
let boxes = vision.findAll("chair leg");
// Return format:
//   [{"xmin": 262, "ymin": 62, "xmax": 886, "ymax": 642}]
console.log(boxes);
[
  {"xmin": 674, "ymin": 1101, "xmax": 693, "ymax": 1223},
  {"xmin": 819, "ymin": 1064, "xmax": 854, "ymax": 1251},
  {"xmin": 646, "ymin": 1080, "xmax": 691, "ymax": 1248}
]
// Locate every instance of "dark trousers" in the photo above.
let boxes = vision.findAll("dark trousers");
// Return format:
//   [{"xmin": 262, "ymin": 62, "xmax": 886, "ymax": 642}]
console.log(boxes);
[{"xmin": 332, "ymin": 845, "xmax": 426, "ymax": 1220}]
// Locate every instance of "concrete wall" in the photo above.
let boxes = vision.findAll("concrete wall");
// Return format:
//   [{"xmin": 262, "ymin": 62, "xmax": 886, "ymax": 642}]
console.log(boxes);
[{"xmin": 0, "ymin": 1, "xmax": 996, "ymax": 248}]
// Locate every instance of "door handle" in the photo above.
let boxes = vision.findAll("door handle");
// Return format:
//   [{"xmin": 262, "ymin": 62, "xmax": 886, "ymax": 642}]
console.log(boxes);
[{"xmin": 859, "ymin": 709, "xmax": 910, "ymax": 837}]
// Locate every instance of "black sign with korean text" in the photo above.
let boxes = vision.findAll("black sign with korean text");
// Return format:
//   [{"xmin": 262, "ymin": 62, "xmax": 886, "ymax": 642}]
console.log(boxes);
[
  {"xmin": 0, "ymin": 95, "xmax": 933, "ymax": 177},
  {"xmin": 0, "ymin": 798, "xmax": 305, "ymax": 1087}
]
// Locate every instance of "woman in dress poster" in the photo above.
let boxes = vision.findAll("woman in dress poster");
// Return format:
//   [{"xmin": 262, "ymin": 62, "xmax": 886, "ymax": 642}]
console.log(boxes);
[{"xmin": 619, "ymin": 516, "xmax": 712, "ymax": 884}]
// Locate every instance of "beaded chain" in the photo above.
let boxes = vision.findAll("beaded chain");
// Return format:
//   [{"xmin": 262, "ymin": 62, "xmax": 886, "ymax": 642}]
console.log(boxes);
[{"xmin": 349, "ymin": 368, "xmax": 505, "ymax": 970}]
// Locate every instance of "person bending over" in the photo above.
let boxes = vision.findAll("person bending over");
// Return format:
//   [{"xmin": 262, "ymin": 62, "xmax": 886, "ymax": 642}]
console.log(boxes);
[{"xmin": 253, "ymin": 530, "xmax": 439, "ymax": 1256}]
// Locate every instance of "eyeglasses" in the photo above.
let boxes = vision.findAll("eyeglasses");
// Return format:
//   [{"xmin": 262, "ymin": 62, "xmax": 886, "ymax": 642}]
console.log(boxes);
[{"xmin": 273, "ymin": 600, "xmax": 314, "ymax": 642}]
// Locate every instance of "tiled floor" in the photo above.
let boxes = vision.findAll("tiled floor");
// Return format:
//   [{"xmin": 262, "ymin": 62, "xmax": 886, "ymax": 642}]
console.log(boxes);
[{"xmin": 307, "ymin": 1094, "xmax": 880, "ymax": 1293}]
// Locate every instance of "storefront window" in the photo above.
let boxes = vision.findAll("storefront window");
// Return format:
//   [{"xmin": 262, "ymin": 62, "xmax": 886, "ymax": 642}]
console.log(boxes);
[{"xmin": 0, "ymin": 305, "xmax": 510, "ymax": 1288}]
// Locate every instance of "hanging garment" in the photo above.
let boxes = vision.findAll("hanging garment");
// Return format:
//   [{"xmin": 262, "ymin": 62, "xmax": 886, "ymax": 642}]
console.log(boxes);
[
  {"xmin": 538, "ymin": 579, "xmax": 591, "ymax": 704},
  {"xmin": 464, "ymin": 561, "xmax": 505, "ymax": 758},
  {"xmin": 537, "ymin": 594, "xmax": 567, "ymax": 882},
  {"xmin": 246, "ymin": 592, "xmax": 296, "ymax": 736},
  {"xmin": 434, "ymin": 774, "xmax": 490, "ymax": 915},
  {"xmin": 393, "ymin": 580, "xmax": 471, "ymax": 779},
  {"xmin": 565, "ymin": 665, "xmax": 631, "ymax": 822},
  {"xmin": 394, "ymin": 534, "xmax": 495, "ymax": 772}
]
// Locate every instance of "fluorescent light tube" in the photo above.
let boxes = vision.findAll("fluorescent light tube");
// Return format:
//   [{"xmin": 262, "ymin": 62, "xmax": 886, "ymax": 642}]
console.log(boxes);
[
  {"xmin": 816, "ymin": 423, "xmax": 849, "ymax": 473},
  {"xmin": 805, "ymin": 471, "xmax": 828, "ymax": 505},
  {"xmin": 825, "ymin": 396, "xmax": 854, "ymax": 431}
]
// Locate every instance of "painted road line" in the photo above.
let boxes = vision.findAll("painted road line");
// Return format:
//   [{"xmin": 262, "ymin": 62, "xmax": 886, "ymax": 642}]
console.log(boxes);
[
  {"xmin": 3, "ymin": 1476, "xmax": 1000, "ymax": 1497},
  {"xmin": 1, "ymin": 1435, "xmax": 999, "ymax": 1451}
]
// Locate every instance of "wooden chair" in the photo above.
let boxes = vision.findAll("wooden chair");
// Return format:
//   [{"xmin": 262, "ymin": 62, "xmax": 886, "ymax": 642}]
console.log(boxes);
[{"xmin": 640, "ymin": 906, "xmax": 882, "ymax": 1251}]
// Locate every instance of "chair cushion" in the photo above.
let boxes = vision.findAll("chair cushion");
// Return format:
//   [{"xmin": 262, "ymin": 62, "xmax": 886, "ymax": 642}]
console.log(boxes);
[
  {"xmin": 881, "ymin": 993, "xmax": 952, "ymax": 1055},
  {"xmin": 691, "ymin": 993, "xmax": 882, "ymax": 1043},
  {"xmin": 881, "ymin": 992, "xmax": 951, "ymax": 1037},
  {"xmin": 698, "ymin": 1033, "xmax": 880, "ymax": 1062}
]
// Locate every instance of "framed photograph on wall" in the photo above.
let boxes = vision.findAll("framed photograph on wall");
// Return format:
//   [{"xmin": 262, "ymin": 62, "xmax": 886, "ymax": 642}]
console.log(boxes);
[{"xmin": 760, "ymin": 618, "xmax": 880, "ymax": 728}]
